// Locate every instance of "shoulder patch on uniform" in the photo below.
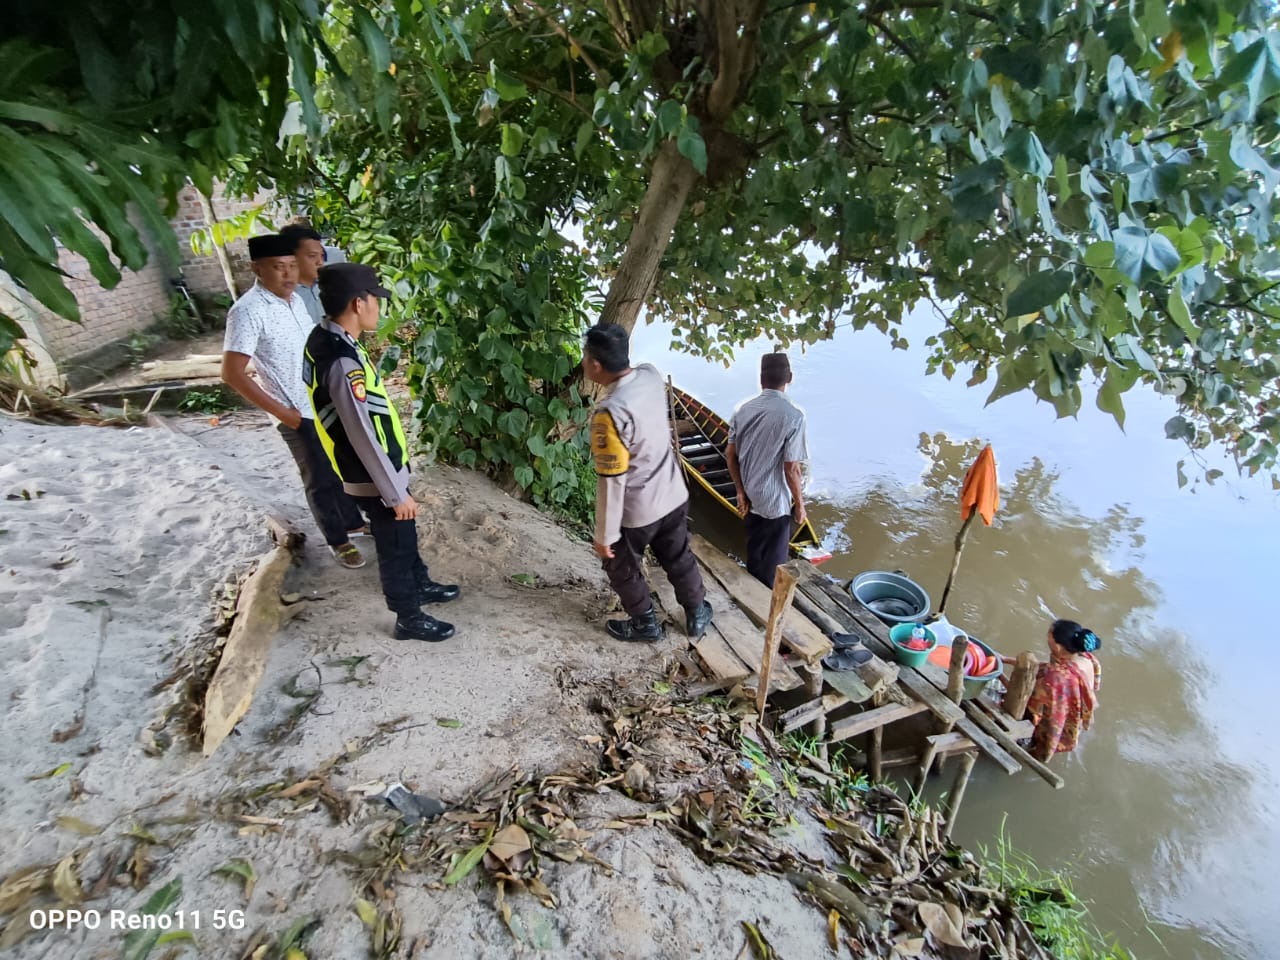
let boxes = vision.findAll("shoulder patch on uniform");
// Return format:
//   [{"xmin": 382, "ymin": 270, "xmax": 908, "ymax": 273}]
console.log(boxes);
[
  {"xmin": 346, "ymin": 368, "xmax": 367, "ymax": 402},
  {"xmin": 591, "ymin": 410, "xmax": 629, "ymax": 477}
]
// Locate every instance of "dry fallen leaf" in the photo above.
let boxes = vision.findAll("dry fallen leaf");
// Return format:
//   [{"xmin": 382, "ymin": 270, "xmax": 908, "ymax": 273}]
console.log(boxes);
[
  {"xmin": 892, "ymin": 937, "xmax": 927, "ymax": 957},
  {"xmin": 52, "ymin": 855, "xmax": 81, "ymax": 904},
  {"xmin": 277, "ymin": 779, "xmax": 322, "ymax": 799},
  {"xmin": 920, "ymin": 901, "xmax": 968, "ymax": 948},
  {"xmin": 55, "ymin": 816, "xmax": 101, "ymax": 836},
  {"xmin": 0, "ymin": 864, "xmax": 50, "ymax": 915},
  {"xmin": 826, "ymin": 909, "xmax": 841, "ymax": 950},
  {"xmin": 489, "ymin": 824, "xmax": 532, "ymax": 863}
]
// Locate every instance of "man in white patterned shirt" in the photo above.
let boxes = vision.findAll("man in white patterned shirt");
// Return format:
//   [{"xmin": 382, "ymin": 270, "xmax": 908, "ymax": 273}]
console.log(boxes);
[{"xmin": 220, "ymin": 234, "xmax": 368, "ymax": 568}]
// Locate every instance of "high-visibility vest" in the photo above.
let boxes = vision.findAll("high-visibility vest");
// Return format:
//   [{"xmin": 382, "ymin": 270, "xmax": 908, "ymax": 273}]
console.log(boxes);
[{"xmin": 303, "ymin": 324, "xmax": 409, "ymax": 483}]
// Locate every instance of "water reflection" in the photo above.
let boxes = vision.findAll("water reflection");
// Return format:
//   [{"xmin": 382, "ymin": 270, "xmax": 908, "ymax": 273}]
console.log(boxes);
[{"xmin": 647, "ymin": 326, "xmax": 1280, "ymax": 960}]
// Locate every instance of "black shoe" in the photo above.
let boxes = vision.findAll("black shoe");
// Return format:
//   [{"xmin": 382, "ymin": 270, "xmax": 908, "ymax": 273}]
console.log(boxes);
[
  {"xmin": 394, "ymin": 612, "xmax": 455, "ymax": 642},
  {"xmin": 418, "ymin": 580, "xmax": 460, "ymax": 604},
  {"xmin": 605, "ymin": 606, "xmax": 662, "ymax": 642},
  {"xmin": 685, "ymin": 600, "xmax": 713, "ymax": 639}
]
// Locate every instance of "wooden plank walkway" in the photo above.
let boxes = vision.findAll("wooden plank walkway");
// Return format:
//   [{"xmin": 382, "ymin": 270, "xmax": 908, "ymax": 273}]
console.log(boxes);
[
  {"xmin": 651, "ymin": 568, "xmax": 804, "ymax": 694},
  {"xmin": 691, "ymin": 535, "xmax": 832, "ymax": 664}
]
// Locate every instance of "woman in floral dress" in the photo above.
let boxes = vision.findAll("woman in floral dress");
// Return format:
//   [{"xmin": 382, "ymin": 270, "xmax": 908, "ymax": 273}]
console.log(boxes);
[{"xmin": 1025, "ymin": 619, "xmax": 1102, "ymax": 761}]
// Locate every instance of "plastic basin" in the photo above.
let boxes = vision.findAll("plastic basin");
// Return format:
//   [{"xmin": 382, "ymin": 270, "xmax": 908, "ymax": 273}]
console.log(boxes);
[
  {"xmin": 961, "ymin": 636, "xmax": 1004, "ymax": 700},
  {"xmin": 887, "ymin": 623, "xmax": 937, "ymax": 669},
  {"xmin": 850, "ymin": 571, "xmax": 931, "ymax": 625}
]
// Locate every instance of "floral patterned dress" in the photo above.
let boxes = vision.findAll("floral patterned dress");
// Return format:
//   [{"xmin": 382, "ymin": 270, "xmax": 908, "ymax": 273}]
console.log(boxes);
[{"xmin": 1026, "ymin": 653, "xmax": 1101, "ymax": 761}]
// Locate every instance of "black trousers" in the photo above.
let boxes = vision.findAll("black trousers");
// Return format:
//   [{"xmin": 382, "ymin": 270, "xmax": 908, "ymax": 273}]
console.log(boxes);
[
  {"xmin": 356, "ymin": 496, "xmax": 431, "ymax": 615},
  {"xmin": 278, "ymin": 420, "xmax": 365, "ymax": 547},
  {"xmin": 603, "ymin": 501, "xmax": 706, "ymax": 617},
  {"xmin": 745, "ymin": 512, "xmax": 792, "ymax": 588}
]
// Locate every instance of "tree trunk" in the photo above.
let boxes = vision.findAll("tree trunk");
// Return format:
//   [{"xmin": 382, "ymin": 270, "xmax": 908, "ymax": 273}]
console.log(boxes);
[
  {"xmin": 599, "ymin": 139, "xmax": 701, "ymax": 333},
  {"xmin": 196, "ymin": 187, "xmax": 240, "ymax": 301}
]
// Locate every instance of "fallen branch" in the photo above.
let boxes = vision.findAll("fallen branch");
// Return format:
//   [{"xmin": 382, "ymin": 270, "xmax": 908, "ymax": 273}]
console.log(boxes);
[{"xmin": 202, "ymin": 517, "xmax": 306, "ymax": 755}]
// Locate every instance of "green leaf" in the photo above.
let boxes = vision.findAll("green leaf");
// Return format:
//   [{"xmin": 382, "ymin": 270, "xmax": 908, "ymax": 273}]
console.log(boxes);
[
  {"xmin": 1096, "ymin": 368, "xmax": 1126, "ymax": 429},
  {"xmin": 1218, "ymin": 36, "xmax": 1280, "ymax": 117},
  {"xmin": 1165, "ymin": 416, "xmax": 1195, "ymax": 441},
  {"xmin": 514, "ymin": 464, "xmax": 535, "ymax": 488},
  {"xmin": 1156, "ymin": 226, "xmax": 1203, "ymax": 273},
  {"xmin": 574, "ymin": 121, "xmax": 594, "ymax": 158},
  {"xmin": 1113, "ymin": 226, "xmax": 1180, "ymax": 282},
  {"xmin": 1167, "ymin": 286, "xmax": 1197, "ymax": 339},
  {"xmin": 355, "ymin": 897, "xmax": 378, "ymax": 926},
  {"xmin": 657, "ymin": 100, "xmax": 682, "ymax": 136},
  {"xmin": 211, "ymin": 859, "xmax": 256, "ymax": 898},
  {"xmin": 990, "ymin": 85, "xmax": 1012, "ymax": 135},
  {"xmin": 351, "ymin": 7, "xmax": 391, "ymax": 73},
  {"xmin": 500, "ymin": 123, "xmax": 525, "ymax": 158},
  {"xmin": 1005, "ymin": 128, "xmax": 1052, "ymax": 179},
  {"xmin": 436, "ymin": 717, "xmax": 463, "ymax": 728},
  {"xmin": 676, "ymin": 126, "xmax": 707, "ymax": 175},
  {"xmin": 121, "ymin": 877, "xmax": 183, "ymax": 960},
  {"xmin": 443, "ymin": 832, "xmax": 493, "ymax": 885},
  {"xmin": 1054, "ymin": 153, "xmax": 1071, "ymax": 200},
  {"xmin": 1007, "ymin": 269, "xmax": 1072, "ymax": 316},
  {"xmin": 491, "ymin": 67, "xmax": 528, "ymax": 101}
]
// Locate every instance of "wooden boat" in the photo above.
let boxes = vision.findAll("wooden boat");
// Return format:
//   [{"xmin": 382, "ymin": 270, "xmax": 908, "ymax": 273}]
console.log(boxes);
[{"xmin": 666, "ymin": 383, "xmax": 831, "ymax": 564}]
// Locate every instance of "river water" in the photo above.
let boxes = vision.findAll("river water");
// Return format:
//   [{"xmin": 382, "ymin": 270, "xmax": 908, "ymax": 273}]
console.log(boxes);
[{"xmin": 631, "ymin": 312, "xmax": 1280, "ymax": 960}]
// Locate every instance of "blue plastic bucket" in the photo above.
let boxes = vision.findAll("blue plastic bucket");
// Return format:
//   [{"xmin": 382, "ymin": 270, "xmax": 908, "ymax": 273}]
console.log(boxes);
[{"xmin": 850, "ymin": 571, "xmax": 931, "ymax": 625}]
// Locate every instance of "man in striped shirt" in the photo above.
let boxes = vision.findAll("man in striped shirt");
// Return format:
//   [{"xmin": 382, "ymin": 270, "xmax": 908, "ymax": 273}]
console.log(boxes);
[{"xmin": 725, "ymin": 352, "xmax": 809, "ymax": 587}]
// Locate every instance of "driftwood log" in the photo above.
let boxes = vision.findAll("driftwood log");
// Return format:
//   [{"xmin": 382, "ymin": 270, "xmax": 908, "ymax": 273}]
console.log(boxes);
[
  {"xmin": 202, "ymin": 516, "xmax": 305, "ymax": 755},
  {"xmin": 139, "ymin": 355, "xmax": 251, "ymax": 382}
]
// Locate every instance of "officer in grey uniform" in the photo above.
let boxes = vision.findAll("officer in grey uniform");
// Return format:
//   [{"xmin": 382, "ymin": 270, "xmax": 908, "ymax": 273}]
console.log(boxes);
[{"xmin": 583, "ymin": 323, "xmax": 714, "ymax": 642}]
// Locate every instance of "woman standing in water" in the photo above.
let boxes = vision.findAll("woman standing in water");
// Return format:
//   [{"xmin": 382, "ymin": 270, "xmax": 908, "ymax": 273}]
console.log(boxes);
[{"xmin": 1025, "ymin": 619, "xmax": 1102, "ymax": 761}]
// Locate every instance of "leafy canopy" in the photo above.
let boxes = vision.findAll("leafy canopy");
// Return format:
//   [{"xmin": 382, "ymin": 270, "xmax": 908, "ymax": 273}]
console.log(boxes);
[
  {"xmin": 278, "ymin": 0, "xmax": 1280, "ymax": 487},
  {"xmin": 0, "ymin": 0, "xmax": 388, "ymax": 340},
  {"xmin": 6, "ymin": 0, "xmax": 1280, "ymax": 492}
]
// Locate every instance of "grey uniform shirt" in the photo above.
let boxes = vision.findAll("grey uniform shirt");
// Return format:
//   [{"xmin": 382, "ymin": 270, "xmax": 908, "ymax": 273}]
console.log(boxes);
[
  {"xmin": 296, "ymin": 283, "xmax": 324, "ymax": 324},
  {"xmin": 728, "ymin": 389, "xmax": 808, "ymax": 519},
  {"xmin": 592, "ymin": 363, "xmax": 687, "ymax": 545},
  {"xmin": 320, "ymin": 321, "xmax": 411, "ymax": 507}
]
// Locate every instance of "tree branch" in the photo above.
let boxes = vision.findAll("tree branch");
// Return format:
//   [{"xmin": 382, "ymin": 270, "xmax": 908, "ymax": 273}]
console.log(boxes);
[
  {"xmin": 869, "ymin": 0, "xmax": 999, "ymax": 24},
  {"xmin": 708, "ymin": 0, "xmax": 746, "ymax": 120},
  {"xmin": 510, "ymin": 0, "xmax": 611, "ymax": 85},
  {"xmin": 866, "ymin": 15, "xmax": 919, "ymax": 63}
]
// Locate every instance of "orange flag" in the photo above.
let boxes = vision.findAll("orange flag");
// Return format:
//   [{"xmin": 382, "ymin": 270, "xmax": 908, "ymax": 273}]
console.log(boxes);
[{"xmin": 959, "ymin": 444, "xmax": 999, "ymax": 526}]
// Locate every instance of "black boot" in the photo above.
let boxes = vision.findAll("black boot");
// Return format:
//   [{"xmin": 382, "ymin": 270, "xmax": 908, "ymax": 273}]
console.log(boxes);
[
  {"xmin": 685, "ymin": 600, "xmax": 714, "ymax": 639},
  {"xmin": 418, "ymin": 579, "xmax": 460, "ymax": 604},
  {"xmin": 606, "ymin": 606, "xmax": 662, "ymax": 642},
  {"xmin": 394, "ymin": 611, "xmax": 455, "ymax": 642}
]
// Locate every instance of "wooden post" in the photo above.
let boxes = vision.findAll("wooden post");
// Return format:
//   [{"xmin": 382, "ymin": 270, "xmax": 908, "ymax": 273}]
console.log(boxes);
[
  {"xmin": 943, "ymin": 750, "xmax": 978, "ymax": 838},
  {"xmin": 195, "ymin": 188, "xmax": 240, "ymax": 301},
  {"xmin": 800, "ymin": 665, "xmax": 828, "ymax": 762},
  {"xmin": 756, "ymin": 563, "xmax": 801, "ymax": 722},
  {"xmin": 869, "ymin": 725, "xmax": 883, "ymax": 782},
  {"xmin": 914, "ymin": 737, "xmax": 942, "ymax": 795},
  {"xmin": 1002, "ymin": 651, "xmax": 1040, "ymax": 719},
  {"xmin": 937, "ymin": 511, "xmax": 976, "ymax": 615},
  {"xmin": 938, "ymin": 635, "xmax": 969, "ymax": 734}
]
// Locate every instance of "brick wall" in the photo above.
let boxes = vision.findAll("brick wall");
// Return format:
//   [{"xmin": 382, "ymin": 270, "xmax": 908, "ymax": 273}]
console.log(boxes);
[
  {"xmin": 3, "ymin": 181, "xmax": 290, "ymax": 387},
  {"xmin": 171, "ymin": 182, "xmax": 287, "ymax": 300},
  {"xmin": 32, "ymin": 217, "xmax": 176, "ymax": 375}
]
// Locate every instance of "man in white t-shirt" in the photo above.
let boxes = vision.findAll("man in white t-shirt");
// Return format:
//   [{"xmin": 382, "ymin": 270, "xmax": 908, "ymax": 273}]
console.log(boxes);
[{"xmin": 220, "ymin": 233, "xmax": 368, "ymax": 568}]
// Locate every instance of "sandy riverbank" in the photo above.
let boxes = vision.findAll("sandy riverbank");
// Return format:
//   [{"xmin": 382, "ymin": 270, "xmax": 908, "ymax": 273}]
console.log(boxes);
[{"xmin": 0, "ymin": 410, "xmax": 838, "ymax": 959}]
